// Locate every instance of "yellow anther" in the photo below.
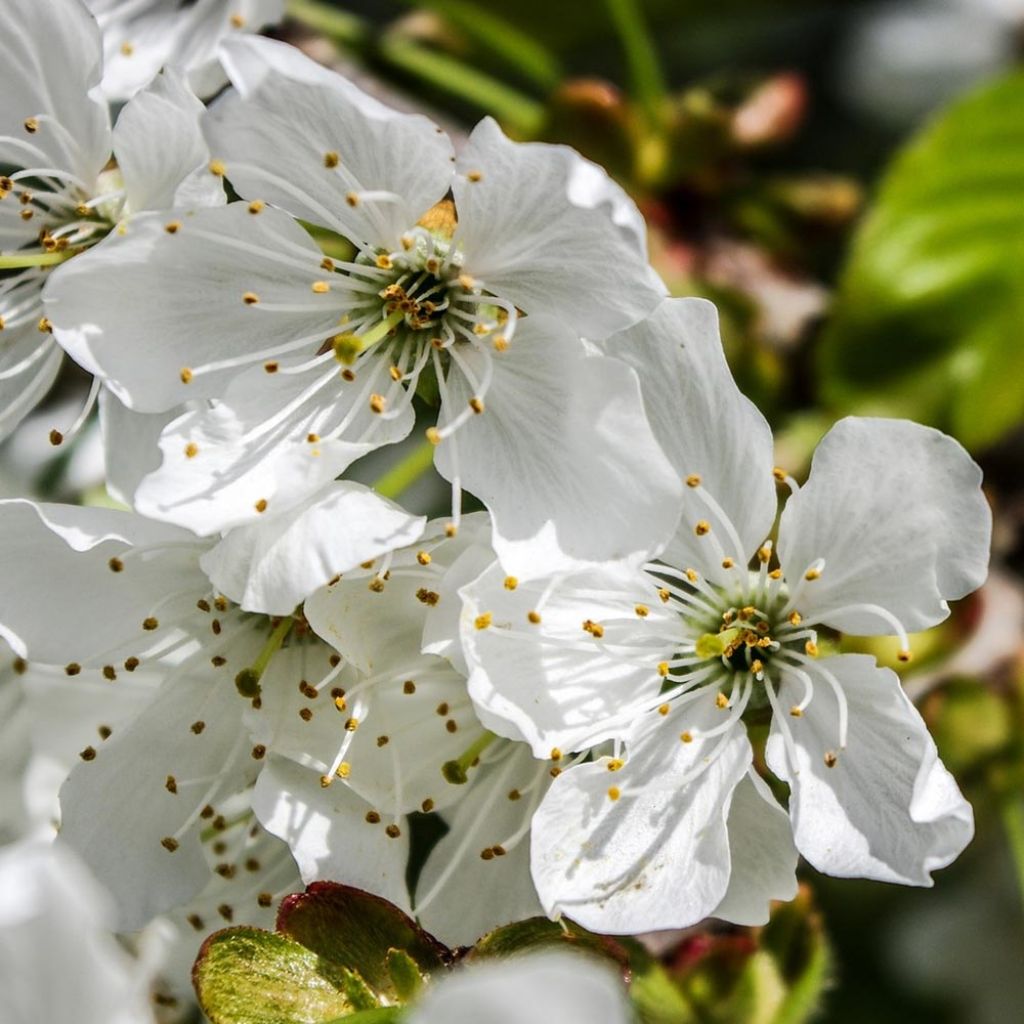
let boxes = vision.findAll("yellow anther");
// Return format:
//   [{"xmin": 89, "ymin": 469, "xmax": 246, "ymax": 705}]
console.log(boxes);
[
  {"xmin": 345, "ymin": 191, "xmax": 359, "ymax": 207},
  {"xmin": 550, "ymin": 748, "xmax": 563, "ymax": 762},
  {"xmin": 721, "ymin": 558, "xmax": 735, "ymax": 570},
  {"xmin": 772, "ymin": 467, "xmax": 787, "ymax": 482},
  {"xmin": 323, "ymin": 151, "xmax": 340, "ymax": 168},
  {"xmin": 344, "ymin": 717, "xmax": 360, "ymax": 732},
  {"xmin": 469, "ymin": 397, "xmax": 485, "ymax": 414},
  {"xmin": 680, "ymin": 731, "xmax": 693, "ymax": 743},
  {"xmin": 582, "ymin": 619, "xmax": 605, "ymax": 638},
  {"xmin": 657, "ymin": 661, "xmax": 669, "ymax": 677},
  {"xmin": 180, "ymin": 367, "xmax": 193, "ymax": 384},
  {"xmin": 897, "ymin": 649, "xmax": 913, "ymax": 663},
  {"xmin": 376, "ymin": 254, "xmax": 393, "ymax": 270},
  {"xmin": 769, "ymin": 569, "xmax": 782, "ymax": 579},
  {"xmin": 164, "ymin": 220, "xmax": 181, "ymax": 234},
  {"xmin": 466, "ymin": 170, "xmax": 483, "ymax": 182},
  {"xmin": 805, "ymin": 640, "xmax": 819, "ymax": 657},
  {"xmin": 254, "ymin": 498, "xmax": 268, "ymax": 513},
  {"xmin": 695, "ymin": 520, "xmax": 711, "ymax": 536},
  {"xmin": 685, "ymin": 569, "xmax": 699, "ymax": 583},
  {"xmin": 750, "ymin": 659, "xmax": 763, "ymax": 674},
  {"xmin": 417, "ymin": 551, "xmax": 432, "ymax": 566},
  {"xmin": 804, "ymin": 567, "xmax": 822, "ymax": 581},
  {"xmin": 607, "ymin": 758, "xmax": 624, "ymax": 772},
  {"xmin": 686, "ymin": 474, "xmax": 701, "ymax": 487},
  {"xmin": 248, "ymin": 200, "xmax": 265, "ymax": 214},
  {"xmin": 334, "ymin": 696, "xmax": 347, "ymax": 711},
  {"xmin": 458, "ymin": 273, "xmax": 475, "ymax": 290},
  {"xmin": 789, "ymin": 706, "xmax": 803, "ymax": 718},
  {"xmin": 230, "ymin": 13, "xmax": 246, "ymax": 28},
  {"xmin": 607, "ymin": 786, "xmax": 621, "ymax": 801},
  {"xmin": 425, "ymin": 426, "xmax": 442, "ymax": 445},
  {"xmin": 400, "ymin": 235, "xmax": 414, "ymax": 250},
  {"xmin": 658, "ymin": 588, "xmax": 670, "ymax": 603},
  {"xmin": 715, "ymin": 692, "xmax": 729, "ymax": 709},
  {"xmin": 758, "ymin": 545, "xmax": 772, "ymax": 563},
  {"xmin": 243, "ymin": 291, "xmax": 259, "ymax": 305},
  {"xmin": 474, "ymin": 612, "xmax": 493, "ymax": 630},
  {"xmin": 319, "ymin": 775, "xmax": 332, "ymax": 788},
  {"xmin": 389, "ymin": 365, "xmax": 402, "ymax": 381},
  {"xmin": 503, "ymin": 576, "xmax": 518, "ymax": 590},
  {"xmin": 634, "ymin": 603, "xmax": 650, "ymax": 618},
  {"xmin": 184, "ymin": 442, "xmax": 199, "ymax": 459},
  {"xmin": 788, "ymin": 611, "xmax": 802, "ymax": 626},
  {"xmin": 658, "ymin": 703, "xmax": 670, "ymax": 716},
  {"xmin": 335, "ymin": 762, "xmax": 351, "ymax": 778},
  {"xmin": 369, "ymin": 393, "xmax": 386, "ymax": 414},
  {"xmin": 209, "ymin": 159, "xmax": 226, "ymax": 177},
  {"xmin": 444, "ymin": 523, "xmax": 458, "ymax": 537},
  {"xmin": 527, "ymin": 610, "xmax": 542, "ymax": 624},
  {"xmin": 23, "ymin": 117, "xmax": 38, "ymax": 134},
  {"xmin": 37, "ymin": 317, "xmax": 52, "ymax": 334},
  {"xmin": 493, "ymin": 336, "xmax": 508, "ymax": 351},
  {"xmin": 824, "ymin": 751, "xmax": 838, "ymax": 768},
  {"xmin": 311, "ymin": 280, "xmax": 330, "ymax": 294}
]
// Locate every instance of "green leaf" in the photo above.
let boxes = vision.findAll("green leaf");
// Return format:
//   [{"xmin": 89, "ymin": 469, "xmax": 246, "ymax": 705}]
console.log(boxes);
[
  {"xmin": 386, "ymin": 949, "xmax": 424, "ymax": 1002},
  {"xmin": 820, "ymin": 70, "xmax": 1024, "ymax": 450},
  {"xmin": 276, "ymin": 883, "xmax": 450, "ymax": 1002},
  {"xmin": 193, "ymin": 927, "xmax": 368, "ymax": 1024},
  {"xmin": 467, "ymin": 916, "xmax": 630, "ymax": 967}
]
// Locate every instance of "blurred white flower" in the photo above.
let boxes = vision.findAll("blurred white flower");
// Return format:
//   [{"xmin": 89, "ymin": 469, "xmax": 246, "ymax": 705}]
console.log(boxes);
[
  {"xmin": 0, "ymin": 840, "xmax": 156, "ymax": 1024},
  {"xmin": 408, "ymin": 950, "xmax": 633, "ymax": 1024}
]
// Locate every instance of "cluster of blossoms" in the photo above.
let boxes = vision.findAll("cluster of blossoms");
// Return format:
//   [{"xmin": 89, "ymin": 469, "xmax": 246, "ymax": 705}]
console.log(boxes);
[{"xmin": 0, "ymin": 0, "xmax": 992, "ymax": 1018}]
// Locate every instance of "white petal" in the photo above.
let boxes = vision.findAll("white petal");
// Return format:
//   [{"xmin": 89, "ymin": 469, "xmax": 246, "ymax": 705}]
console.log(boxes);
[
  {"xmin": 462, "ymin": 560, "xmax": 674, "ymax": 756},
  {"xmin": 777, "ymin": 418, "xmax": 991, "ymax": 634},
  {"xmin": 597, "ymin": 298, "xmax": 777, "ymax": 586},
  {"xmin": 58, "ymin": 658, "xmax": 260, "ymax": 932},
  {"xmin": 0, "ymin": 500, "xmax": 200, "ymax": 664},
  {"xmin": 408, "ymin": 950, "xmax": 632, "ymax": 1024},
  {"xmin": 134, "ymin": 355, "xmax": 412, "ymax": 535},
  {"xmin": 200, "ymin": 482, "xmax": 426, "ymax": 614},
  {"xmin": 454, "ymin": 118, "xmax": 665, "ymax": 337},
  {"xmin": 0, "ymin": 322, "xmax": 63, "ymax": 444},
  {"xmin": 89, "ymin": 0, "xmax": 285, "ymax": 101},
  {"xmin": 435, "ymin": 318, "xmax": 683, "ymax": 578},
  {"xmin": 0, "ymin": 0, "xmax": 111, "ymax": 183},
  {"xmin": 765, "ymin": 653, "xmax": 974, "ymax": 884},
  {"xmin": 252, "ymin": 756, "xmax": 412, "ymax": 912},
  {"xmin": 415, "ymin": 745, "xmax": 547, "ymax": 946},
  {"xmin": 45, "ymin": 204, "xmax": 340, "ymax": 410},
  {"xmin": 97, "ymin": 391, "xmax": 177, "ymax": 507},
  {"xmin": 114, "ymin": 67, "xmax": 224, "ymax": 214},
  {"xmin": 531, "ymin": 694, "xmax": 751, "ymax": 933},
  {"xmin": 211, "ymin": 35, "xmax": 454, "ymax": 248},
  {"xmin": 0, "ymin": 841, "xmax": 155, "ymax": 1024},
  {"xmin": 711, "ymin": 772, "xmax": 798, "ymax": 926}
]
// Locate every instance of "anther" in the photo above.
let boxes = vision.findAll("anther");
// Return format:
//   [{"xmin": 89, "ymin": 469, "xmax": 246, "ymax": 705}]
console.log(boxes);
[
  {"xmin": 336, "ymin": 762, "xmax": 351, "ymax": 778},
  {"xmin": 264, "ymin": 362, "xmax": 278, "ymax": 374},
  {"xmin": 23, "ymin": 118, "xmax": 38, "ymax": 134},
  {"xmin": 721, "ymin": 558, "xmax": 735, "ymax": 569},
  {"xmin": 686, "ymin": 474, "xmax": 701, "ymax": 487},
  {"xmin": 243, "ymin": 291, "xmax": 260, "ymax": 305},
  {"xmin": 469, "ymin": 397, "xmax": 485, "ymax": 414},
  {"xmin": 897, "ymin": 649, "xmax": 913, "ymax": 663},
  {"xmin": 165, "ymin": 221, "xmax": 181, "ymax": 234},
  {"xmin": 311, "ymin": 280, "xmax": 330, "ymax": 293},
  {"xmin": 209, "ymin": 160, "xmax": 226, "ymax": 177},
  {"xmin": 385, "ymin": 824, "xmax": 401, "ymax": 838},
  {"xmin": 65, "ymin": 662, "xmax": 81, "ymax": 676},
  {"xmin": 695, "ymin": 520, "xmax": 711, "ymax": 536},
  {"xmin": 503, "ymin": 576, "xmax": 518, "ymax": 590},
  {"xmin": 466, "ymin": 170, "xmax": 483, "ymax": 182},
  {"xmin": 789, "ymin": 611, "xmax": 802, "ymax": 625},
  {"xmin": 79, "ymin": 746, "xmax": 96, "ymax": 761},
  {"xmin": 789, "ymin": 707, "xmax": 803, "ymax": 717},
  {"xmin": 680, "ymin": 731, "xmax": 693, "ymax": 743},
  {"xmin": 180, "ymin": 368, "xmax": 193, "ymax": 384},
  {"xmin": 184, "ymin": 442, "xmax": 199, "ymax": 458},
  {"xmin": 323, "ymin": 151, "xmax": 340, "ymax": 168},
  {"xmin": 142, "ymin": 617, "xmax": 159, "ymax": 631},
  {"xmin": 425, "ymin": 426, "xmax": 442, "ymax": 445},
  {"xmin": 190, "ymin": 720, "xmax": 205, "ymax": 734},
  {"xmin": 804, "ymin": 567, "xmax": 821, "ymax": 581},
  {"xmin": 607, "ymin": 758, "xmax": 624, "ymax": 771},
  {"xmin": 248, "ymin": 200, "xmax": 265, "ymax": 214},
  {"xmin": 658, "ymin": 662, "xmax": 669, "ymax": 677},
  {"xmin": 165, "ymin": 775, "xmax": 178, "ymax": 794},
  {"xmin": 161, "ymin": 837, "xmax": 179, "ymax": 852},
  {"xmin": 474, "ymin": 612, "xmax": 492, "ymax": 630},
  {"xmin": 805, "ymin": 640, "xmax": 819, "ymax": 657},
  {"xmin": 365, "ymin": 811, "xmax": 381, "ymax": 824},
  {"xmin": 635, "ymin": 604, "xmax": 649, "ymax": 617},
  {"xmin": 37, "ymin": 317, "xmax": 52, "ymax": 333},
  {"xmin": 582, "ymin": 619, "xmax": 604, "ymax": 638},
  {"xmin": 345, "ymin": 192, "xmax": 359, "ymax": 207},
  {"xmin": 658, "ymin": 703, "xmax": 670, "ymax": 716},
  {"xmin": 607, "ymin": 786, "xmax": 621, "ymax": 801},
  {"xmin": 254, "ymin": 499, "xmax": 268, "ymax": 513},
  {"xmin": 772, "ymin": 467, "xmax": 787, "ymax": 482},
  {"xmin": 403, "ymin": 680, "xmax": 416, "ymax": 694},
  {"xmin": 369, "ymin": 393, "xmax": 386, "ymax": 414},
  {"xmin": 550, "ymin": 748, "xmax": 563, "ymax": 762},
  {"xmin": 824, "ymin": 751, "xmax": 838, "ymax": 768},
  {"xmin": 527, "ymin": 610, "xmax": 542, "ymax": 624},
  {"xmin": 230, "ymin": 13, "xmax": 246, "ymax": 28},
  {"xmin": 715, "ymin": 692, "xmax": 729, "ymax": 709},
  {"xmin": 49, "ymin": 430, "xmax": 63, "ymax": 446}
]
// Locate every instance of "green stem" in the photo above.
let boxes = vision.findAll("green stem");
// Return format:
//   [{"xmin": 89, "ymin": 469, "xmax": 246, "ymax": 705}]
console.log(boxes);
[
  {"xmin": 605, "ymin": 0, "xmax": 667, "ymax": 130},
  {"xmin": 0, "ymin": 249, "xmax": 77, "ymax": 269},
  {"xmin": 373, "ymin": 440, "xmax": 436, "ymax": 501},
  {"xmin": 1001, "ymin": 794, "xmax": 1024, "ymax": 916},
  {"xmin": 400, "ymin": 0, "xmax": 561, "ymax": 89},
  {"xmin": 378, "ymin": 34, "xmax": 545, "ymax": 136},
  {"xmin": 286, "ymin": 0, "xmax": 367, "ymax": 44},
  {"xmin": 288, "ymin": 0, "xmax": 544, "ymax": 136}
]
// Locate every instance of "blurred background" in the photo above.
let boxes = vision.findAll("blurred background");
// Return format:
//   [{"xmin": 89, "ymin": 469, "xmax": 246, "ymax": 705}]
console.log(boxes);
[{"xmin": 4, "ymin": 1, "xmax": 1023, "ymax": 1020}]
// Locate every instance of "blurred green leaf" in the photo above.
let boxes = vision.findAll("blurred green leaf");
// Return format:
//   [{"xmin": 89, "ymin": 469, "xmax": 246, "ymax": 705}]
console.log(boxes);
[
  {"xmin": 467, "ymin": 916, "xmax": 629, "ymax": 966},
  {"xmin": 193, "ymin": 927, "xmax": 365, "ymax": 1024},
  {"xmin": 820, "ymin": 71, "xmax": 1024, "ymax": 450}
]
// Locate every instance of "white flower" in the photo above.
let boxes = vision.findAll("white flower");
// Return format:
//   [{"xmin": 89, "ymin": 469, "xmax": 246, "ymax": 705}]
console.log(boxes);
[
  {"xmin": 46, "ymin": 36, "xmax": 682, "ymax": 575},
  {"xmin": 407, "ymin": 950, "xmax": 633, "ymax": 1024},
  {"xmin": 251, "ymin": 515, "xmax": 553, "ymax": 945},
  {"xmin": 0, "ymin": 840, "xmax": 156, "ymax": 1024},
  {"xmin": 0, "ymin": 0, "xmax": 222, "ymax": 442},
  {"xmin": 461, "ymin": 297, "xmax": 991, "ymax": 933},
  {"xmin": 86, "ymin": 0, "xmax": 284, "ymax": 102},
  {"xmin": 0, "ymin": 487, "xmax": 422, "ymax": 929}
]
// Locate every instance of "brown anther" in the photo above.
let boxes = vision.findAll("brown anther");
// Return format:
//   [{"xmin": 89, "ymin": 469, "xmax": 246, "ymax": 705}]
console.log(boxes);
[
  {"xmin": 124, "ymin": 657, "xmax": 140, "ymax": 672},
  {"xmin": 161, "ymin": 837, "xmax": 179, "ymax": 852},
  {"xmin": 527, "ymin": 610, "xmax": 542, "ymax": 624},
  {"xmin": 251, "ymin": 744, "xmax": 266, "ymax": 760},
  {"xmin": 469, "ymin": 396, "xmax": 485, "ymax": 414},
  {"xmin": 824, "ymin": 751, "xmax": 838, "ymax": 768},
  {"xmin": 65, "ymin": 662, "xmax": 81, "ymax": 676},
  {"xmin": 190, "ymin": 720, "xmax": 205, "ymax": 734},
  {"xmin": 164, "ymin": 220, "xmax": 181, "ymax": 234},
  {"xmin": 582, "ymin": 619, "xmax": 604, "ymax": 638},
  {"xmin": 47, "ymin": 429, "xmax": 63, "ymax": 447},
  {"xmin": 365, "ymin": 810, "xmax": 381, "ymax": 824},
  {"xmin": 243, "ymin": 291, "xmax": 259, "ymax": 305},
  {"xmin": 79, "ymin": 746, "xmax": 96, "ymax": 761},
  {"xmin": 376, "ymin": 735, "xmax": 389, "ymax": 748},
  {"xmin": 102, "ymin": 665, "xmax": 116, "ymax": 681},
  {"xmin": 323, "ymin": 150, "xmax": 340, "ymax": 168},
  {"xmin": 299, "ymin": 708, "xmax": 313, "ymax": 722},
  {"xmin": 403, "ymin": 680, "xmax": 416, "ymax": 695},
  {"xmin": 187, "ymin": 914, "xmax": 204, "ymax": 930},
  {"xmin": 695, "ymin": 520, "xmax": 711, "ymax": 536},
  {"xmin": 721, "ymin": 557, "xmax": 735, "ymax": 569},
  {"xmin": 257, "ymin": 893, "xmax": 273, "ymax": 908},
  {"xmin": 254, "ymin": 498, "xmax": 268, "ymax": 513},
  {"xmin": 23, "ymin": 118, "xmax": 39, "ymax": 134},
  {"xmin": 385, "ymin": 824, "xmax": 401, "ymax": 838},
  {"xmin": 218, "ymin": 905, "xmax": 234, "ymax": 921},
  {"xmin": 686, "ymin": 474, "xmax": 702, "ymax": 488},
  {"xmin": 446, "ymin": 719, "xmax": 458, "ymax": 733},
  {"xmin": 789, "ymin": 706, "xmax": 803, "ymax": 718},
  {"xmin": 416, "ymin": 588, "xmax": 440, "ymax": 606},
  {"xmin": 142, "ymin": 617, "xmax": 159, "ymax": 631}
]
